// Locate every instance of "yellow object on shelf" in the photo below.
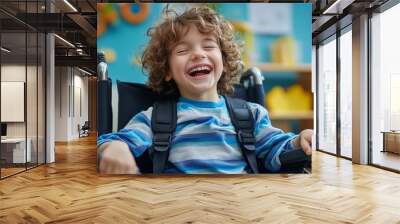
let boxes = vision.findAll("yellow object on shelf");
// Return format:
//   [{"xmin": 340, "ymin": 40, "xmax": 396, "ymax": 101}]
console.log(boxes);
[
  {"xmin": 266, "ymin": 86, "xmax": 289, "ymax": 112},
  {"xmin": 286, "ymin": 84, "xmax": 312, "ymax": 111},
  {"xmin": 265, "ymin": 84, "xmax": 312, "ymax": 115},
  {"xmin": 270, "ymin": 36, "xmax": 297, "ymax": 66}
]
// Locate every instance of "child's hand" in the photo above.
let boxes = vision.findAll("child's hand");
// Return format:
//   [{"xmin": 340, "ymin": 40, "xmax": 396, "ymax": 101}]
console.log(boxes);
[
  {"xmin": 293, "ymin": 129, "xmax": 313, "ymax": 155},
  {"xmin": 98, "ymin": 141, "xmax": 140, "ymax": 174}
]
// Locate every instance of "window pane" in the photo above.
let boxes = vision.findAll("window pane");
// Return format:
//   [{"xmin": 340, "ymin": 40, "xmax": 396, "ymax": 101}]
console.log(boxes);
[
  {"xmin": 340, "ymin": 29, "xmax": 352, "ymax": 158},
  {"xmin": 371, "ymin": 3, "xmax": 400, "ymax": 171},
  {"xmin": 318, "ymin": 37, "xmax": 337, "ymax": 154}
]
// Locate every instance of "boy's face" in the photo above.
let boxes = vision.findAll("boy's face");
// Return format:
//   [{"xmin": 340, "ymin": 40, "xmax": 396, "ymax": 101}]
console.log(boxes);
[{"xmin": 167, "ymin": 25, "xmax": 223, "ymax": 101}]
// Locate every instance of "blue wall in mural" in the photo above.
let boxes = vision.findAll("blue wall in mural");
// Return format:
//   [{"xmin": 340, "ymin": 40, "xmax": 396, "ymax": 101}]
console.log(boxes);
[{"xmin": 97, "ymin": 3, "xmax": 311, "ymax": 86}]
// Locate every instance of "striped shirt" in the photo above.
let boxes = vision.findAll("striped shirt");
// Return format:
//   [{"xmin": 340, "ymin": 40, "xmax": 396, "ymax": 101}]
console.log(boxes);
[{"xmin": 97, "ymin": 96, "xmax": 299, "ymax": 174}]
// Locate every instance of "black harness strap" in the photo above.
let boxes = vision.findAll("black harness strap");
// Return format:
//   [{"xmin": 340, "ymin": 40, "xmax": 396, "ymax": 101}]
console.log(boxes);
[
  {"xmin": 149, "ymin": 97, "xmax": 259, "ymax": 174},
  {"xmin": 151, "ymin": 100, "xmax": 177, "ymax": 174},
  {"xmin": 224, "ymin": 96, "xmax": 259, "ymax": 174}
]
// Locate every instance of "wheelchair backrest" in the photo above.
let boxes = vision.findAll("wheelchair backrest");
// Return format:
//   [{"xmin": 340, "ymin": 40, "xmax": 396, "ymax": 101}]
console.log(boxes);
[{"xmin": 116, "ymin": 81, "xmax": 177, "ymax": 131}]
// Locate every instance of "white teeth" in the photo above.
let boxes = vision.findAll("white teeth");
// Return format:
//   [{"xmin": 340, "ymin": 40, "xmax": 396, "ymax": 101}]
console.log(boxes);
[{"xmin": 188, "ymin": 66, "xmax": 210, "ymax": 74}]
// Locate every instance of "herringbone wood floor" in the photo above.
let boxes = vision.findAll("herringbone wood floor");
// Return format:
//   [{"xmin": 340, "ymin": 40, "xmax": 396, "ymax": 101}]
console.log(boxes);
[{"xmin": 1, "ymin": 135, "xmax": 400, "ymax": 223}]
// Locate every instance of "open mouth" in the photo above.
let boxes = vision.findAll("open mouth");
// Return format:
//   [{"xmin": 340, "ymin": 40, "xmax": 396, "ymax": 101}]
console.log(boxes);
[{"xmin": 187, "ymin": 65, "xmax": 212, "ymax": 78}]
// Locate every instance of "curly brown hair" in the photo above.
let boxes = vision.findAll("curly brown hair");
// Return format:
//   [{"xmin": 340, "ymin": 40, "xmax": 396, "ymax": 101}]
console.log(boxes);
[{"xmin": 141, "ymin": 6, "xmax": 243, "ymax": 96}]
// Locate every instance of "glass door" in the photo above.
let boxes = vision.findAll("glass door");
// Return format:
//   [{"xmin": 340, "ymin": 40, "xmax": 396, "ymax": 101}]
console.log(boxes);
[
  {"xmin": 0, "ymin": 0, "xmax": 46, "ymax": 179},
  {"xmin": 1, "ymin": 30, "xmax": 28, "ymax": 177}
]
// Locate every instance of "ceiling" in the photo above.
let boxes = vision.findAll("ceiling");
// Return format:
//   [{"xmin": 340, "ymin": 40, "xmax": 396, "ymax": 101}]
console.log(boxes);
[
  {"xmin": 310, "ymin": 0, "xmax": 390, "ymax": 43},
  {"xmin": 0, "ymin": 0, "xmax": 96, "ymax": 73}
]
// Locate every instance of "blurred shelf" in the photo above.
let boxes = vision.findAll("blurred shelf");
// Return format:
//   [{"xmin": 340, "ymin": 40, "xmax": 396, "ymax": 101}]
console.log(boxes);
[
  {"xmin": 252, "ymin": 63, "xmax": 311, "ymax": 73},
  {"xmin": 269, "ymin": 111, "xmax": 314, "ymax": 120}
]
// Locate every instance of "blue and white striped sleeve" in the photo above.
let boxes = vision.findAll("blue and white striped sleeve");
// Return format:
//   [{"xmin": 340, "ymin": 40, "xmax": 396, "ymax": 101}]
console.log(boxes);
[
  {"xmin": 97, "ymin": 106, "xmax": 153, "ymax": 158},
  {"xmin": 248, "ymin": 103, "xmax": 299, "ymax": 172}
]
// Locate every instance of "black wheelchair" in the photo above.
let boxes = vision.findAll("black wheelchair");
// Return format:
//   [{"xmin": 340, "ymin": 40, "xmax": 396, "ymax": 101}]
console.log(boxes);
[{"xmin": 78, "ymin": 121, "xmax": 90, "ymax": 138}]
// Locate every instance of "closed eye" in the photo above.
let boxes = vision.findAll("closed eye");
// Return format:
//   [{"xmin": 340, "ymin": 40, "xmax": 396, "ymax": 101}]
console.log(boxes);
[{"xmin": 177, "ymin": 49, "xmax": 188, "ymax": 54}]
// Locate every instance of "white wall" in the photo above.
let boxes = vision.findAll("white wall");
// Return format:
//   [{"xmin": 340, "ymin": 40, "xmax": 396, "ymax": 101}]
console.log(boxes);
[
  {"xmin": 55, "ymin": 67, "xmax": 69, "ymax": 141},
  {"xmin": 71, "ymin": 71, "xmax": 89, "ymax": 138},
  {"xmin": 1, "ymin": 65, "xmax": 26, "ymax": 140},
  {"xmin": 1, "ymin": 65, "xmax": 35, "ymax": 137},
  {"xmin": 54, "ymin": 67, "xmax": 89, "ymax": 141}
]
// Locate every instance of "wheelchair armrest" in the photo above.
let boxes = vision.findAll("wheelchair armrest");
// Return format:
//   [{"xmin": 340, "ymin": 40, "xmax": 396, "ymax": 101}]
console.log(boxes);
[{"xmin": 279, "ymin": 149, "xmax": 311, "ymax": 173}]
